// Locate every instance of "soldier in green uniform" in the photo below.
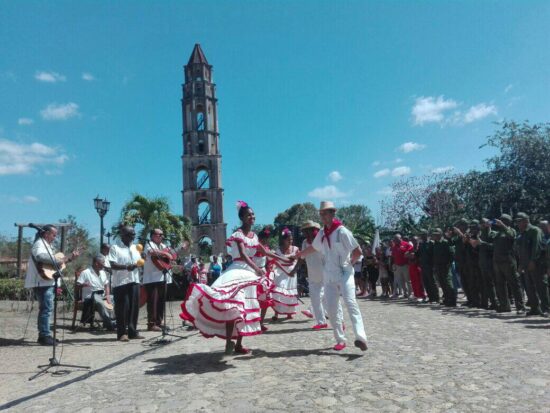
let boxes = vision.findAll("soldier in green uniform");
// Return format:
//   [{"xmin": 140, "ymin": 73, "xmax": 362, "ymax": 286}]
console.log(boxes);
[
  {"xmin": 432, "ymin": 228, "xmax": 457, "ymax": 307},
  {"xmin": 452, "ymin": 219, "xmax": 472, "ymax": 307},
  {"xmin": 475, "ymin": 219, "xmax": 498, "ymax": 310},
  {"xmin": 516, "ymin": 212, "xmax": 549, "ymax": 316},
  {"xmin": 492, "ymin": 214, "xmax": 525, "ymax": 314},
  {"xmin": 463, "ymin": 219, "xmax": 486, "ymax": 308},
  {"xmin": 417, "ymin": 230, "xmax": 439, "ymax": 303}
]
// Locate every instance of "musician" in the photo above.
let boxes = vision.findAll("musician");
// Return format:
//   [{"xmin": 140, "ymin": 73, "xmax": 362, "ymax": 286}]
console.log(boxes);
[
  {"xmin": 77, "ymin": 255, "xmax": 115, "ymax": 331},
  {"xmin": 24, "ymin": 224, "xmax": 79, "ymax": 346},
  {"xmin": 143, "ymin": 228, "xmax": 173, "ymax": 332},
  {"xmin": 108, "ymin": 226, "xmax": 143, "ymax": 342}
]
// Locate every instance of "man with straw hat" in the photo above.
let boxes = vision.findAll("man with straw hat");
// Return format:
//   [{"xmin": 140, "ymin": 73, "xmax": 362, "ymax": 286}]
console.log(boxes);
[
  {"xmin": 300, "ymin": 220, "xmax": 342, "ymax": 330},
  {"xmin": 300, "ymin": 201, "xmax": 368, "ymax": 351}
]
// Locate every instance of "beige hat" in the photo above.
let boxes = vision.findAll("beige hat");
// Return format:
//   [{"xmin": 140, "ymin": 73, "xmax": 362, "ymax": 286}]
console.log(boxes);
[
  {"xmin": 319, "ymin": 201, "xmax": 337, "ymax": 212},
  {"xmin": 301, "ymin": 220, "xmax": 321, "ymax": 230}
]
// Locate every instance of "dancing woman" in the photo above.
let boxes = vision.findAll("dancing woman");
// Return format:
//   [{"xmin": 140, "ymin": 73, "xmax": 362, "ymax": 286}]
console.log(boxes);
[
  {"xmin": 181, "ymin": 202, "xmax": 277, "ymax": 355},
  {"xmin": 271, "ymin": 228, "xmax": 300, "ymax": 321}
]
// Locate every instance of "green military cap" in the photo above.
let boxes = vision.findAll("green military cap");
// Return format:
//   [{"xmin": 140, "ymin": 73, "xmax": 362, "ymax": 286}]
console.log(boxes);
[
  {"xmin": 419, "ymin": 229, "xmax": 429, "ymax": 235},
  {"xmin": 454, "ymin": 218, "xmax": 469, "ymax": 226},
  {"xmin": 431, "ymin": 228, "xmax": 443, "ymax": 235},
  {"xmin": 469, "ymin": 219, "xmax": 480, "ymax": 227},
  {"xmin": 514, "ymin": 212, "xmax": 529, "ymax": 221},
  {"xmin": 481, "ymin": 218, "xmax": 490, "ymax": 224},
  {"xmin": 500, "ymin": 213, "xmax": 512, "ymax": 223}
]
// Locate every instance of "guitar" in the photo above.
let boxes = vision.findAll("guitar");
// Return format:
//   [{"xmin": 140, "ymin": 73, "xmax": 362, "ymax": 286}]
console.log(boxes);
[
  {"xmin": 148, "ymin": 243, "xmax": 178, "ymax": 271},
  {"xmin": 36, "ymin": 248, "xmax": 82, "ymax": 280}
]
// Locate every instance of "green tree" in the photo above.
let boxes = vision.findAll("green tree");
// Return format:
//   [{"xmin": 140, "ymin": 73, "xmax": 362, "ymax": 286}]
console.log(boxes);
[
  {"xmin": 274, "ymin": 203, "xmax": 320, "ymax": 227},
  {"xmin": 337, "ymin": 204, "xmax": 375, "ymax": 242},
  {"xmin": 116, "ymin": 194, "xmax": 192, "ymax": 247}
]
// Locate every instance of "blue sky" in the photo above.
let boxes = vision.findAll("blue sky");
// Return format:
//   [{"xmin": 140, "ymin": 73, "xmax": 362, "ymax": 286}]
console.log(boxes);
[{"xmin": 1, "ymin": 0, "xmax": 549, "ymax": 240}]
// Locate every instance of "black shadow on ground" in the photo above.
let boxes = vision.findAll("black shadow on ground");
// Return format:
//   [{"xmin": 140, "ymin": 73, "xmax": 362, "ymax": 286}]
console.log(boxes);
[
  {"xmin": 145, "ymin": 351, "xmax": 235, "ymax": 375},
  {"xmin": 234, "ymin": 348, "xmax": 363, "ymax": 362}
]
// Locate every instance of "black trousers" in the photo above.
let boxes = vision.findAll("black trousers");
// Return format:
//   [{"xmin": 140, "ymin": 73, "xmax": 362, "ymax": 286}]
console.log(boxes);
[
  {"xmin": 366, "ymin": 266, "xmax": 379, "ymax": 293},
  {"xmin": 145, "ymin": 281, "xmax": 165, "ymax": 327},
  {"xmin": 113, "ymin": 282, "xmax": 140, "ymax": 339}
]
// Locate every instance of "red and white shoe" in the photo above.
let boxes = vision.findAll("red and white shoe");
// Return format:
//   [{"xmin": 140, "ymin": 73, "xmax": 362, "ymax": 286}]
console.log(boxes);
[
  {"xmin": 312, "ymin": 323, "xmax": 328, "ymax": 330},
  {"xmin": 234, "ymin": 345, "xmax": 251, "ymax": 355},
  {"xmin": 333, "ymin": 342, "xmax": 346, "ymax": 351},
  {"xmin": 261, "ymin": 325, "xmax": 268, "ymax": 332},
  {"xmin": 301, "ymin": 310, "xmax": 314, "ymax": 318}
]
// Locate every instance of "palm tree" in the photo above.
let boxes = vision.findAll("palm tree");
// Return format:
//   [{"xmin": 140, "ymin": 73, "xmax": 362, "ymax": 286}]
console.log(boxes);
[{"xmin": 114, "ymin": 194, "xmax": 191, "ymax": 247}]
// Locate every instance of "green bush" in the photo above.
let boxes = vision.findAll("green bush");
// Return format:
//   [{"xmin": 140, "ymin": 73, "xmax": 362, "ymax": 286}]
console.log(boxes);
[{"xmin": 0, "ymin": 278, "xmax": 27, "ymax": 300}]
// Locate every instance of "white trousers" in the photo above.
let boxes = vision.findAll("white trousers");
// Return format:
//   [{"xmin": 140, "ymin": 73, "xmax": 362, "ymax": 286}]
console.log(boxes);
[
  {"xmin": 324, "ymin": 272, "xmax": 367, "ymax": 344},
  {"xmin": 308, "ymin": 281, "xmax": 326, "ymax": 324},
  {"xmin": 394, "ymin": 264, "xmax": 412, "ymax": 296}
]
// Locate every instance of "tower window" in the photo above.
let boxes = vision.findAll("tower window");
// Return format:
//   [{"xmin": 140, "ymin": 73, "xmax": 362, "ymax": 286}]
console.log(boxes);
[
  {"xmin": 196, "ymin": 168, "xmax": 210, "ymax": 189},
  {"xmin": 197, "ymin": 112, "xmax": 205, "ymax": 131},
  {"xmin": 198, "ymin": 201, "xmax": 211, "ymax": 225}
]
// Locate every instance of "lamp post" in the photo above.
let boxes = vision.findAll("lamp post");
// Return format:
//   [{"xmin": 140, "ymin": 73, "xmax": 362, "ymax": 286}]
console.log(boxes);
[
  {"xmin": 94, "ymin": 195, "xmax": 111, "ymax": 245},
  {"xmin": 105, "ymin": 232, "xmax": 112, "ymax": 244}
]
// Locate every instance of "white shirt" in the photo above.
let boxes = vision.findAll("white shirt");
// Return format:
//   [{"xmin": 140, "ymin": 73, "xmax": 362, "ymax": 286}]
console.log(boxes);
[
  {"xmin": 311, "ymin": 225, "xmax": 360, "ymax": 283},
  {"xmin": 353, "ymin": 256, "xmax": 364, "ymax": 273},
  {"xmin": 108, "ymin": 242, "xmax": 141, "ymax": 288},
  {"xmin": 77, "ymin": 267, "xmax": 108, "ymax": 300},
  {"xmin": 302, "ymin": 239, "xmax": 325, "ymax": 283},
  {"xmin": 24, "ymin": 238, "xmax": 56, "ymax": 288},
  {"xmin": 102, "ymin": 254, "xmax": 111, "ymax": 269},
  {"xmin": 143, "ymin": 241, "xmax": 172, "ymax": 284}
]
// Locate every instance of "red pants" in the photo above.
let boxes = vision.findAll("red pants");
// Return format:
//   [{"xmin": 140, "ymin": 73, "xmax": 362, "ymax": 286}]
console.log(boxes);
[{"xmin": 408, "ymin": 264, "xmax": 425, "ymax": 298}]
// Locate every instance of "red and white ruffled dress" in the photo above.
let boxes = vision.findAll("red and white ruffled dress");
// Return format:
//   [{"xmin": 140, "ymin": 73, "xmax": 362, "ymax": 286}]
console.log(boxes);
[
  {"xmin": 180, "ymin": 230, "xmax": 271, "ymax": 339},
  {"xmin": 253, "ymin": 247, "xmax": 275, "ymax": 309},
  {"xmin": 271, "ymin": 245, "xmax": 300, "ymax": 315}
]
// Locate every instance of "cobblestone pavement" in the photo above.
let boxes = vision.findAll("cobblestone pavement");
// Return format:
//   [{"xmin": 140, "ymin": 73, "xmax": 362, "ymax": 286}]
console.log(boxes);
[{"xmin": 0, "ymin": 295, "xmax": 549, "ymax": 412}]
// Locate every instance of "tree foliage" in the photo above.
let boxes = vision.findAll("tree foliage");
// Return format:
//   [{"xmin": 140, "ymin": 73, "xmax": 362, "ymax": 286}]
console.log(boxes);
[
  {"xmin": 115, "ymin": 194, "xmax": 192, "ymax": 247},
  {"xmin": 380, "ymin": 121, "xmax": 550, "ymax": 233},
  {"xmin": 274, "ymin": 203, "xmax": 320, "ymax": 227},
  {"xmin": 337, "ymin": 205, "xmax": 375, "ymax": 242}
]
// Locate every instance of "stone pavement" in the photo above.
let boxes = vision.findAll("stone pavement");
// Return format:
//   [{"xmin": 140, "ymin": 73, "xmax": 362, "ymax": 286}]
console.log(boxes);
[{"xmin": 0, "ymin": 296, "xmax": 549, "ymax": 412}]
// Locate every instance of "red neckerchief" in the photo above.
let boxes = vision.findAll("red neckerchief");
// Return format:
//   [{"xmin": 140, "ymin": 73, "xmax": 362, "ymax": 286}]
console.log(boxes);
[{"xmin": 322, "ymin": 219, "xmax": 342, "ymax": 249}]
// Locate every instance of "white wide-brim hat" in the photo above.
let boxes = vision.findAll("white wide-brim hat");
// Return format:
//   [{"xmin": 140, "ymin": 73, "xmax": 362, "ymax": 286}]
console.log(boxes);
[
  {"xmin": 319, "ymin": 201, "xmax": 337, "ymax": 212},
  {"xmin": 301, "ymin": 220, "xmax": 321, "ymax": 230}
]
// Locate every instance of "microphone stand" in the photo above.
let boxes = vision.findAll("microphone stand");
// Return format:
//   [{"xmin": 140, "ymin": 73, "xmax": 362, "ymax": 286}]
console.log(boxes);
[
  {"xmin": 150, "ymin": 267, "xmax": 186, "ymax": 345},
  {"xmin": 29, "ymin": 233, "xmax": 90, "ymax": 381}
]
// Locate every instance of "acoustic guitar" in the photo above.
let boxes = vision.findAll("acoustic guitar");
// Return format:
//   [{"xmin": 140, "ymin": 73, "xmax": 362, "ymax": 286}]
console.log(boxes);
[{"xmin": 36, "ymin": 248, "xmax": 82, "ymax": 280}]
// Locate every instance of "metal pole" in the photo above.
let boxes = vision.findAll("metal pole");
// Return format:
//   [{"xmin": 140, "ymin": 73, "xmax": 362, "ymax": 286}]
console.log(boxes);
[
  {"xmin": 100, "ymin": 215, "xmax": 104, "ymax": 246},
  {"xmin": 16, "ymin": 225, "xmax": 23, "ymax": 279}
]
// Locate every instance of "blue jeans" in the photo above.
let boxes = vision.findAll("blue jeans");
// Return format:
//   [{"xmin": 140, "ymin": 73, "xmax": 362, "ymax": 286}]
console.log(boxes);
[{"xmin": 34, "ymin": 286, "xmax": 54, "ymax": 337}]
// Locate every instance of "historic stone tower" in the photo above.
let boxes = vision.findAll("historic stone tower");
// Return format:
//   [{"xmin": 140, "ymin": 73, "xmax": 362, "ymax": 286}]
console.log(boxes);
[{"xmin": 182, "ymin": 44, "xmax": 227, "ymax": 255}]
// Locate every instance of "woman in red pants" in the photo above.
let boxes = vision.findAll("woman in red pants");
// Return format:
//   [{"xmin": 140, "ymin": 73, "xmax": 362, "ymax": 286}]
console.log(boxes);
[{"xmin": 406, "ymin": 236, "xmax": 427, "ymax": 302}]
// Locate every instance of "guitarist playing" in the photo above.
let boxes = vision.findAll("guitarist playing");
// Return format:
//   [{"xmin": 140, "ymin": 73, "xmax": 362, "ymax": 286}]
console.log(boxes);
[
  {"xmin": 24, "ymin": 224, "xmax": 80, "ymax": 346},
  {"xmin": 143, "ymin": 228, "xmax": 175, "ymax": 332}
]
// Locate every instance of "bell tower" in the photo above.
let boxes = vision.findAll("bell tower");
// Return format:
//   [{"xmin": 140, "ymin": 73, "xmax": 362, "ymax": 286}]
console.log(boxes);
[{"xmin": 182, "ymin": 44, "xmax": 227, "ymax": 255}]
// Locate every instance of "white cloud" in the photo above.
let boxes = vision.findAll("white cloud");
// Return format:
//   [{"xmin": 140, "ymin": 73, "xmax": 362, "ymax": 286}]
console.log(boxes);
[
  {"xmin": 398, "ymin": 142, "xmax": 426, "ymax": 153},
  {"xmin": 328, "ymin": 171, "xmax": 343, "ymax": 182},
  {"xmin": 504, "ymin": 84, "xmax": 513, "ymax": 94},
  {"xmin": 412, "ymin": 96, "xmax": 458, "ymax": 125},
  {"xmin": 392, "ymin": 166, "xmax": 411, "ymax": 177},
  {"xmin": 18, "ymin": 118, "xmax": 34, "ymax": 125},
  {"xmin": 394, "ymin": 158, "xmax": 403, "ymax": 163},
  {"xmin": 308, "ymin": 185, "xmax": 348, "ymax": 199},
  {"xmin": 463, "ymin": 103, "xmax": 497, "ymax": 123},
  {"xmin": 374, "ymin": 168, "xmax": 390, "ymax": 178},
  {"xmin": 377, "ymin": 187, "xmax": 393, "ymax": 196},
  {"xmin": 431, "ymin": 166, "xmax": 455, "ymax": 174},
  {"xmin": 40, "ymin": 102, "xmax": 80, "ymax": 121},
  {"xmin": 372, "ymin": 160, "xmax": 381, "ymax": 167},
  {"xmin": 35, "ymin": 71, "xmax": 66, "ymax": 83},
  {"xmin": 82, "ymin": 72, "xmax": 95, "ymax": 81},
  {"xmin": 23, "ymin": 195, "xmax": 39, "ymax": 203},
  {"xmin": 0, "ymin": 139, "xmax": 67, "ymax": 175}
]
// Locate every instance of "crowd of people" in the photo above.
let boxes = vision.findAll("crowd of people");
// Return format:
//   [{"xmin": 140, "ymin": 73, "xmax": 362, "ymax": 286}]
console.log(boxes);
[
  {"xmin": 356, "ymin": 213, "xmax": 550, "ymax": 317},
  {"xmin": 23, "ymin": 202, "xmax": 548, "ymax": 352}
]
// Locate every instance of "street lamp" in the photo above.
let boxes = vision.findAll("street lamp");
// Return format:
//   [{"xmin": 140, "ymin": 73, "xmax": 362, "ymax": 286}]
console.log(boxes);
[{"xmin": 94, "ymin": 195, "xmax": 110, "ymax": 245}]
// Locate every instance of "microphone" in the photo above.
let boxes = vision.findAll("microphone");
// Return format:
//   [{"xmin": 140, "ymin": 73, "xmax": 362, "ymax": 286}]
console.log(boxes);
[{"xmin": 28, "ymin": 223, "xmax": 44, "ymax": 231}]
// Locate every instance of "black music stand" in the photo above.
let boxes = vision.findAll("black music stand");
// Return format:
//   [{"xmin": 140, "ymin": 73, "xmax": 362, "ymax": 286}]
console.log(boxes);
[{"xmin": 29, "ymin": 233, "xmax": 89, "ymax": 381}]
